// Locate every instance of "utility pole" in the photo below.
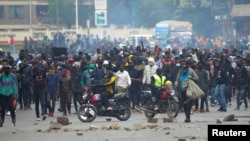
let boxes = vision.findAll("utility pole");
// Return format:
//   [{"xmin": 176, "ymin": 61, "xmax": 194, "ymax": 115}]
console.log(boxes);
[
  {"xmin": 56, "ymin": 0, "xmax": 58, "ymax": 26},
  {"xmin": 75, "ymin": 0, "xmax": 79, "ymax": 34}
]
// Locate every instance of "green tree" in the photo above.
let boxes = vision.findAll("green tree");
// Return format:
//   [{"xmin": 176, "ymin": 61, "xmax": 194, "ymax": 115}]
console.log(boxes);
[{"xmin": 46, "ymin": 0, "xmax": 75, "ymax": 28}]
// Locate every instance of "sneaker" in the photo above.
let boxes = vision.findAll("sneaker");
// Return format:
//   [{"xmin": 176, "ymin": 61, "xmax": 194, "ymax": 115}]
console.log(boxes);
[
  {"xmin": 185, "ymin": 118, "xmax": 191, "ymax": 123},
  {"xmin": 42, "ymin": 116, "xmax": 46, "ymax": 121},
  {"xmin": 154, "ymin": 105, "xmax": 159, "ymax": 110},
  {"xmin": 220, "ymin": 109, "xmax": 227, "ymax": 112},
  {"xmin": 48, "ymin": 112, "xmax": 54, "ymax": 117},
  {"xmin": 200, "ymin": 109, "xmax": 205, "ymax": 113},
  {"xmin": 217, "ymin": 107, "xmax": 223, "ymax": 111},
  {"xmin": 135, "ymin": 106, "xmax": 141, "ymax": 110},
  {"xmin": 6, "ymin": 111, "xmax": 10, "ymax": 116},
  {"xmin": 107, "ymin": 107, "xmax": 113, "ymax": 110},
  {"xmin": 239, "ymin": 100, "xmax": 243, "ymax": 106},
  {"xmin": 234, "ymin": 107, "xmax": 240, "ymax": 110},
  {"xmin": 228, "ymin": 102, "xmax": 232, "ymax": 106},
  {"xmin": 131, "ymin": 109, "xmax": 136, "ymax": 113},
  {"xmin": 12, "ymin": 119, "xmax": 16, "ymax": 124},
  {"xmin": 37, "ymin": 118, "xmax": 41, "ymax": 121},
  {"xmin": 206, "ymin": 109, "xmax": 210, "ymax": 112}
]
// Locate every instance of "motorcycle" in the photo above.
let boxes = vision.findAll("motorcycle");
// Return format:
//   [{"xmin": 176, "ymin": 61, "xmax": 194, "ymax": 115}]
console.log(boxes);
[
  {"xmin": 77, "ymin": 86, "xmax": 131, "ymax": 122},
  {"xmin": 140, "ymin": 88, "xmax": 179, "ymax": 119}
]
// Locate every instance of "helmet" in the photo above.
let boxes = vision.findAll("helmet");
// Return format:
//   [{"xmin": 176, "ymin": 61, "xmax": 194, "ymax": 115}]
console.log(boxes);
[
  {"xmin": 96, "ymin": 56, "xmax": 103, "ymax": 64},
  {"xmin": 68, "ymin": 57, "xmax": 74, "ymax": 62}
]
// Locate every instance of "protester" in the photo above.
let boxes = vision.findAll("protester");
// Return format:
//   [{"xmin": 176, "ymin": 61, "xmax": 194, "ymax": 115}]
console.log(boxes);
[{"xmin": 0, "ymin": 59, "xmax": 18, "ymax": 127}]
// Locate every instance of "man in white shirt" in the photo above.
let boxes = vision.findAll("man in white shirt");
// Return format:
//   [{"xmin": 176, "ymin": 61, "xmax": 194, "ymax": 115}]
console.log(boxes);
[{"xmin": 115, "ymin": 64, "xmax": 131, "ymax": 93}]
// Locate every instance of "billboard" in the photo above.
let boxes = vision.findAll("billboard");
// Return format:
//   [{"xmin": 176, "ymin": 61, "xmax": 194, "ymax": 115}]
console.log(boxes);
[{"xmin": 211, "ymin": 0, "xmax": 229, "ymax": 16}]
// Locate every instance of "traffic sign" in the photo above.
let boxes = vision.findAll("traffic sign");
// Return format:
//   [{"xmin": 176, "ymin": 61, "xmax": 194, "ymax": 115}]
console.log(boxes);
[
  {"xmin": 95, "ymin": 0, "xmax": 107, "ymax": 10},
  {"xmin": 95, "ymin": 10, "xmax": 107, "ymax": 26}
]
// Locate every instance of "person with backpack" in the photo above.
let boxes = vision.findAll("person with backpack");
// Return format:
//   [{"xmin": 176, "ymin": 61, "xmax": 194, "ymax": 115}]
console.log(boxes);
[{"xmin": 0, "ymin": 59, "xmax": 18, "ymax": 127}]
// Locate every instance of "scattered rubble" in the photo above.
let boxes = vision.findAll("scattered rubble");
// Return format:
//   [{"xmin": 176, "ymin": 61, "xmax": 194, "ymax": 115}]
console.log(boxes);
[
  {"xmin": 89, "ymin": 125, "xmax": 99, "ymax": 131},
  {"xmin": 147, "ymin": 118, "xmax": 158, "ymax": 123},
  {"xmin": 163, "ymin": 118, "xmax": 174, "ymax": 123},
  {"xmin": 216, "ymin": 119, "xmax": 222, "ymax": 124},
  {"xmin": 57, "ymin": 116, "xmax": 69, "ymax": 126},
  {"xmin": 223, "ymin": 114, "xmax": 238, "ymax": 121}
]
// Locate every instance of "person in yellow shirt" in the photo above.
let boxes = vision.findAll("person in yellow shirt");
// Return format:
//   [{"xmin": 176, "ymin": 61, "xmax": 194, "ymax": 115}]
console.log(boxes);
[{"xmin": 101, "ymin": 71, "xmax": 116, "ymax": 110}]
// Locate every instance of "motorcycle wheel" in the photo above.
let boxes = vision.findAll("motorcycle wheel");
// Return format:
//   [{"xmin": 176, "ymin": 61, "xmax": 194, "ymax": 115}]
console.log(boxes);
[
  {"xmin": 166, "ymin": 99, "xmax": 179, "ymax": 119},
  {"xmin": 143, "ymin": 99, "xmax": 156, "ymax": 118},
  {"xmin": 78, "ymin": 105, "xmax": 97, "ymax": 122},
  {"xmin": 116, "ymin": 102, "xmax": 131, "ymax": 121}
]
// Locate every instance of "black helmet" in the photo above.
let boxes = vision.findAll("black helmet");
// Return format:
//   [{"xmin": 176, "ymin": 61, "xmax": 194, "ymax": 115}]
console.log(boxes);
[
  {"xmin": 96, "ymin": 56, "xmax": 103, "ymax": 64},
  {"xmin": 156, "ymin": 68, "xmax": 163, "ymax": 76}
]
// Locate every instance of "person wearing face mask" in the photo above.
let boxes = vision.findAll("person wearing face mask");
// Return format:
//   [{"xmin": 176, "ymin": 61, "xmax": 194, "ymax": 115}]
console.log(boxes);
[
  {"xmin": 170, "ymin": 58, "xmax": 183, "ymax": 112},
  {"xmin": 233, "ymin": 57, "xmax": 249, "ymax": 110},
  {"xmin": 32, "ymin": 64, "xmax": 47, "ymax": 121},
  {"xmin": 175, "ymin": 59, "xmax": 198, "ymax": 123},
  {"xmin": 115, "ymin": 63, "xmax": 131, "ymax": 93},
  {"xmin": 81, "ymin": 63, "xmax": 95, "ymax": 89},
  {"xmin": 142, "ymin": 57, "xmax": 158, "ymax": 91},
  {"xmin": 0, "ymin": 59, "xmax": 18, "ymax": 127}
]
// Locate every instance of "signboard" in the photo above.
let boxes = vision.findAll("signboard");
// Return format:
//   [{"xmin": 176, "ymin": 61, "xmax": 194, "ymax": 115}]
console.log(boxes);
[
  {"xmin": 95, "ymin": 0, "xmax": 107, "ymax": 10},
  {"xmin": 95, "ymin": 10, "xmax": 107, "ymax": 26},
  {"xmin": 211, "ymin": 0, "xmax": 229, "ymax": 16}
]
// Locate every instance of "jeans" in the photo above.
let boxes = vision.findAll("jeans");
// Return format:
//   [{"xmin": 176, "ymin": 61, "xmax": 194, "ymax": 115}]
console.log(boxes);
[
  {"xmin": 22, "ymin": 86, "xmax": 32, "ymax": 108},
  {"xmin": 9, "ymin": 44, "xmax": 15, "ymax": 54},
  {"xmin": 235, "ymin": 85, "xmax": 248, "ymax": 109},
  {"xmin": 0, "ymin": 95, "xmax": 16, "ymax": 122},
  {"xmin": 214, "ymin": 84, "xmax": 227, "ymax": 110},
  {"xmin": 209, "ymin": 86, "xmax": 215, "ymax": 105},
  {"xmin": 73, "ymin": 91, "xmax": 83, "ymax": 112},
  {"xmin": 47, "ymin": 92, "xmax": 56, "ymax": 113},
  {"xmin": 34, "ymin": 89, "xmax": 46, "ymax": 118}
]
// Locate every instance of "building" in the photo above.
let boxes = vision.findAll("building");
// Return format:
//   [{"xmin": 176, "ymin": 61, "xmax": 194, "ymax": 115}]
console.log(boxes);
[{"xmin": 230, "ymin": 0, "xmax": 250, "ymax": 38}]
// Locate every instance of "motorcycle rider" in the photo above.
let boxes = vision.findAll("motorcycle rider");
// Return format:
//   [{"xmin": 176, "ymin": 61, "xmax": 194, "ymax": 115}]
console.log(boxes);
[
  {"xmin": 100, "ymin": 70, "xmax": 117, "ymax": 110},
  {"xmin": 151, "ymin": 68, "xmax": 174, "ymax": 110},
  {"xmin": 81, "ymin": 63, "xmax": 95, "ymax": 89}
]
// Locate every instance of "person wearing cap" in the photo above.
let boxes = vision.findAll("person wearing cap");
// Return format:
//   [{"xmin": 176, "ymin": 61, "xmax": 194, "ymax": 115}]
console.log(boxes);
[
  {"xmin": 0, "ymin": 60, "xmax": 18, "ymax": 127},
  {"xmin": 81, "ymin": 63, "xmax": 95, "ymax": 89}
]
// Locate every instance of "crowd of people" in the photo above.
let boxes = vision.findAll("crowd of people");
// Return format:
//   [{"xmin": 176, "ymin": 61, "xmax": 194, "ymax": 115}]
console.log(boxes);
[{"xmin": 0, "ymin": 33, "xmax": 250, "ymax": 127}]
